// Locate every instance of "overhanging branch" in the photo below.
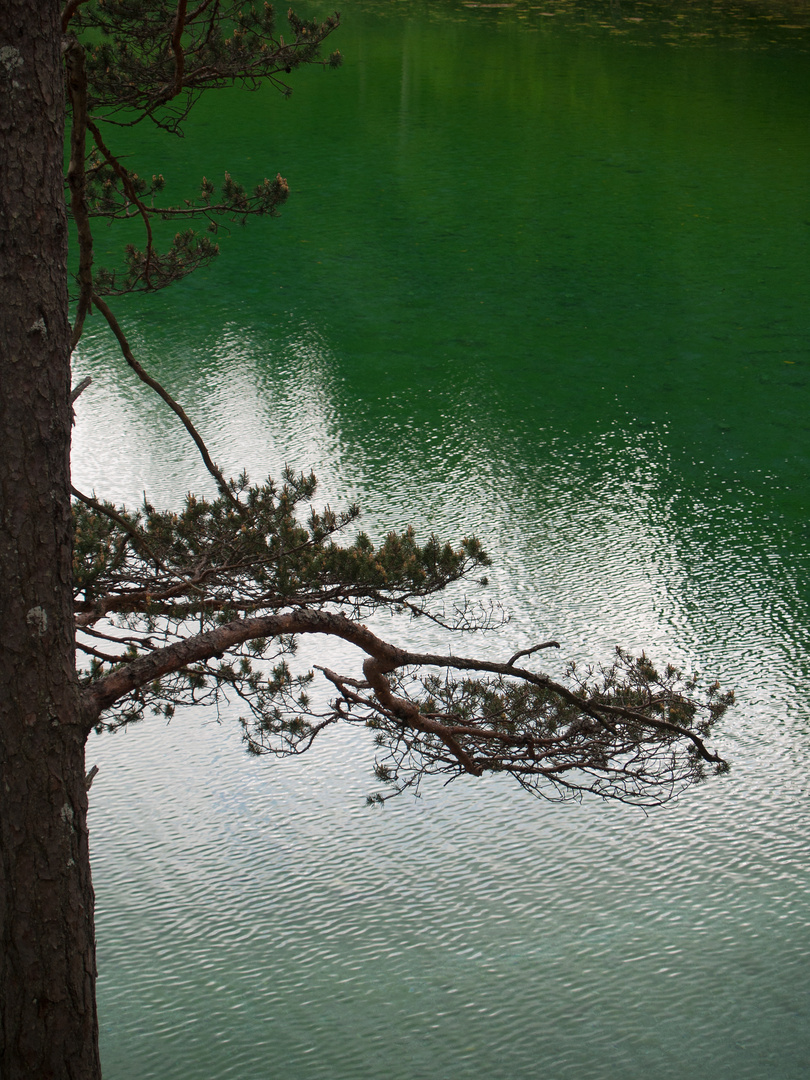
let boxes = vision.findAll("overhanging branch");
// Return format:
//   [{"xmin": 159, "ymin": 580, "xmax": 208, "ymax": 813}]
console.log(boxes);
[{"xmin": 81, "ymin": 608, "xmax": 727, "ymax": 773}]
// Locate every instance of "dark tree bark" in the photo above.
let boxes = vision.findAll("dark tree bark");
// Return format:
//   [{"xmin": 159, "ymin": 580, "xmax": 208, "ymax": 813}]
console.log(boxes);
[{"xmin": 0, "ymin": 2, "xmax": 100, "ymax": 1076}]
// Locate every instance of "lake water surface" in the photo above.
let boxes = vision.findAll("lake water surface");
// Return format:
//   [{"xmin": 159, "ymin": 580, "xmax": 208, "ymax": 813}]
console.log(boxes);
[{"xmin": 72, "ymin": 2, "xmax": 810, "ymax": 1077}]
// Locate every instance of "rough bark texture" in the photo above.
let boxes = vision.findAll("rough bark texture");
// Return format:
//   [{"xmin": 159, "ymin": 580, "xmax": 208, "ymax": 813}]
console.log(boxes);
[{"xmin": 0, "ymin": 3, "xmax": 101, "ymax": 1076}]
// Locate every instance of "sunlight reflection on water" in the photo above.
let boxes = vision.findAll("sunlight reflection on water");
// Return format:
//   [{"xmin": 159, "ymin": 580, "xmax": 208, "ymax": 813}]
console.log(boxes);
[
  {"xmin": 76, "ymin": 307, "xmax": 810, "ymax": 1080},
  {"xmin": 72, "ymin": 4, "xmax": 810, "ymax": 1074}
]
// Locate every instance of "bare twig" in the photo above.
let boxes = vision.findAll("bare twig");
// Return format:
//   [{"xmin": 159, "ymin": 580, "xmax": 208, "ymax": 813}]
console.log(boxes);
[
  {"xmin": 70, "ymin": 376, "xmax": 92, "ymax": 403},
  {"xmin": 89, "ymin": 292, "xmax": 238, "ymax": 504},
  {"xmin": 506, "ymin": 641, "xmax": 560, "ymax": 667}
]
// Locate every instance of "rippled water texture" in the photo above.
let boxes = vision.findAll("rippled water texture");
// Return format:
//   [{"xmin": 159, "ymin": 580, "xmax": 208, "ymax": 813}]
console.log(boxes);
[{"xmin": 72, "ymin": 3, "xmax": 810, "ymax": 1077}]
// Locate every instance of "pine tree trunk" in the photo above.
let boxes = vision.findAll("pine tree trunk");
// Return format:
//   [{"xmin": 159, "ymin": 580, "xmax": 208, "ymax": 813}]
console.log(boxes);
[{"xmin": 0, "ymin": 3, "xmax": 101, "ymax": 1076}]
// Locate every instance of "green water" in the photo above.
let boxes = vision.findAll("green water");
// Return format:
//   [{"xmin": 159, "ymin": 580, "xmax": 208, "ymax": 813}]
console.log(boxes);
[{"xmin": 73, "ymin": 3, "xmax": 810, "ymax": 1077}]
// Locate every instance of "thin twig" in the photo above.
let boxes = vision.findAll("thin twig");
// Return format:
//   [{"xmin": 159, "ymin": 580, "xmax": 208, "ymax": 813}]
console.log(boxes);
[
  {"xmin": 86, "ymin": 119, "xmax": 156, "ymax": 287},
  {"xmin": 90, "ymin": 292, "xmax": 238, "ymax": 504},
  {"xmin": 506, "ymin": 641, "xmax": 560, "ymax": 667},
  {"xmin": 70, "ymin": 376, "xmax": 92, "ymax": 403}
]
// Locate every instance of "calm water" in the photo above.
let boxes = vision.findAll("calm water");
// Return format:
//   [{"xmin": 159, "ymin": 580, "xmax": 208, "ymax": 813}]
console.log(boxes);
[{"xmin": 72, "ymin": 3, "xmax": 810, "ymax": 1077}]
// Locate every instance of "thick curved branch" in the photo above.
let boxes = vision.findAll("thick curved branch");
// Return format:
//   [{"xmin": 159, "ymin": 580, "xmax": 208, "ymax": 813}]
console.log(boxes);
[
  {"xmin": 361, "ymin": 654, "xmax": 483, "ymax": 776},
  {"xmin": 83, "ymin": 610, "xmax": 388, "ymax": 718},
  {"xmin": 81, "ymin": 609, "xmax": 724, "ymax": 770},
  {"xmin": 61, "ymin": 0, "xmax": 90, "ymax": 33}
]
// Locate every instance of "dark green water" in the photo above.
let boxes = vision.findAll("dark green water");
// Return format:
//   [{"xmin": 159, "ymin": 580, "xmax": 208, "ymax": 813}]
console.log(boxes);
[{"xmin": 73, "ymin": 3, "xmax": 810, "ymax": 1077}]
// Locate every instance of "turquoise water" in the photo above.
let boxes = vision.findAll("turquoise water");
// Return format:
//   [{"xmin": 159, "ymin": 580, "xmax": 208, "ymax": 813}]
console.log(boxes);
[{"xmin": 72, "ymin": 3, "xmax": 810, "ymax": 1077}]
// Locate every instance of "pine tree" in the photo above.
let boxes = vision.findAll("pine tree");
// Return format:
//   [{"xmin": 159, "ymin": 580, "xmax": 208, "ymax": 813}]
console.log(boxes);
[{"xmin": 0, "ymin": 3, "xmax": 732, "ymax": 1076}]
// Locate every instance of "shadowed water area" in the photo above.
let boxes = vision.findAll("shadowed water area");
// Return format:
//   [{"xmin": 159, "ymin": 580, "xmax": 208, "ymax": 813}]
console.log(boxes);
[{"xmin": 72, "ymin": 2, "xmax": 810, "ymax": 1076}]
